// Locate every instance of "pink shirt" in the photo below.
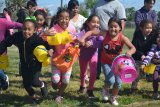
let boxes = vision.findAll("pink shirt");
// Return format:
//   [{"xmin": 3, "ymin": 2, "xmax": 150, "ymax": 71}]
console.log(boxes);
[
  {"xmin": 51, "ymin": 23, "xmax": 76, "ymax": 57},
  {"xmin": 0, "ymin": 18, "xmax": 23, "ymax": 43}
]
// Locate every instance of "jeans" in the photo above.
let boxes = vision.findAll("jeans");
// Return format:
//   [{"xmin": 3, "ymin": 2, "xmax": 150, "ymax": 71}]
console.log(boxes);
[{"xmin": 102, "ymin": 64, "xmax": 122, "ymax": 89}]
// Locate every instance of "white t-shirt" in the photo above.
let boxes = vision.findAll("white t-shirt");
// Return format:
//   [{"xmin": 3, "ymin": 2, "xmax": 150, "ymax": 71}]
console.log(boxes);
[{"xmin": 70, "ymin": 14, "xmax": 87, "ymax": 34}]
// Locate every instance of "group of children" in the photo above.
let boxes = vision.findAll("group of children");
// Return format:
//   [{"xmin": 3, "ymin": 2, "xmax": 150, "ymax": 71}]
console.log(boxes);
[{"xmin": 0, "ymin": 0, "xmax": 160, "ymax": 106}]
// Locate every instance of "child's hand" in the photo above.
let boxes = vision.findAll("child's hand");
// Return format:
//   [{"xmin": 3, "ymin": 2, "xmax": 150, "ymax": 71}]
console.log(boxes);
[
  {"xmin": 48, "ymin": 49, "xmax": 54, "ymax": 57},
  {"xmin": 125, "ymin": 52, "xmax": 131, "ymax": 57},
  {"xmin": 78, "ymin": 38, "xmax": 85, "ymax": 46},
  {"xmin": 85, "ymin": 41, "xmax": 92, "ymax": 48},
  {"xmin": 44, "ymin": 29, "xmax": 57, "ymax": 36},
  {"xmin": 140, "ymin": 65, "xmax": 145, "ymax": 71},
  {"xmin": 141, "ymin": 55, "xmax": 145, "ymax": 61}
]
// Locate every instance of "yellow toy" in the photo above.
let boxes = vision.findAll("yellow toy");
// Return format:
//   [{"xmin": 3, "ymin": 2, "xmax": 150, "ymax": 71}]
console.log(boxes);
[
  {"xmin": 47, "ymin": 30, "xmax": 72, "ymax": 45},
  {"xmin": 144, "ymin": 64, "xmax": 156, "ymax": 74},
  {"xmin": 33, "ymin": 45, "xmax": 48, "ymax": 62},
  {"xmin": 42, "ymin": 57, "xmax": 50, "ymax": 67},
  {"xmin": 0, "ymin": 55, "xmax": 8, "ymax": 69}
]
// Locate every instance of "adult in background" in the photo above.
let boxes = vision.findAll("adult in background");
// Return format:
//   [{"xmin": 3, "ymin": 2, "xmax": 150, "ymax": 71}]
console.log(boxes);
[
  {"xmin": 135, "ymin": 0, "xmax": 157, "ymax": 31},
  {"xmin": 91, "ymin": 0, "xmax": 126, "ymax": 80},
  {"xmin": 67, "ymin": 0, "xmax": 89, "ymax": 81}
]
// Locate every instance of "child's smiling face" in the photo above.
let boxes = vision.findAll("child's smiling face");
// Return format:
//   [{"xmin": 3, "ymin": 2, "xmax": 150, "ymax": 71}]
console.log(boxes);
[
  {"xmin": 108, "ymin": 21, "xmax": 121, "ymax": 37},
  {"xmin": 36, "ymin": 14, "xmax": 45, "ymax": 27},
  {"xmin": 87, "ymin": 16, "xmax": 100, "ymax": 30},
  {"xmin": 23, "ymin": 21, "xmax": 36, "ymax": 39},
  {"xmin": 58, "ymin": 11, "xmax": 70, "ymax": 30},
  {"xmin": 141, "ymin": 23, "xmax": 153, "ymax": 36}
]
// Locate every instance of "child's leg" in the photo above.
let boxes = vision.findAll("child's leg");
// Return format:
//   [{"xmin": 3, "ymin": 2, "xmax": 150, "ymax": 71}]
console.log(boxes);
[
  {"xmin": 112, "ymin": 75, "xmax": 122, "ymax": 96},
  {"xmin": 52, "ymin": 69, "xmax": 61, "ymax": 90},
  {"xmin": 131, "ymin": 61, "xmax": 143, "ymax": 90},
  {"xmin": 88, "ymin": 55, "xmax": 97, "ymax": 90},
  {"xmin": 79, "ymin": 58, "xmax": 89, "ymax": 88},
  {"xmin": 153, "ymin": 70, "xmax": 159, "ymax": 94},
  {"xmin": 57, "ymin": 69, "xmax": 72, "ymax": 96},
  {"xmin": 96, "ymin": 48, "xmax": 102, "ymax": 79}
]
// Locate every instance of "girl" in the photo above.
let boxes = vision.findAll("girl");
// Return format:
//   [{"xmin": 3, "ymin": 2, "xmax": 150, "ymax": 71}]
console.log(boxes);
[
  {"xmin": 131, "ymin": 19, "xmax": 155, "ymax": 92},
  {"xmin": 67, "ymin": 0, "xmax": 86, "ymax": 34},
  {"xmin": 78, "ymin": 14, "xmax": 103, "ymax": 98},
  {"xmin": 0, "ymin": 19, "xmax": 53, "ymax": 104},
  {"xmin": 34, "ymin": 9, "xmax": 48, "ymax": 37},
  {"xmin": 44, "ymin": 8, "xmax": 76, "ymax": 103},
  {"xmin": 141, "ymin": 27, "xmax": 160, "ymax": 99},
  {"xmin": 79, "ymin": 17, "xmax": 136, "ymax": 106},
  {"xmin": 67, "ymin": 0, "xmax": 89, "ymax": 81}
]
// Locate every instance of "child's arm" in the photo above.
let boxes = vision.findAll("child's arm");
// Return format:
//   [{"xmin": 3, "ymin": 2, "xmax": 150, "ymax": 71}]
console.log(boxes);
[
  {"xmin": 79, "ymin": 30, "xmax": 105, "ymax": 45},
  {"xmin": 5, "ymin": 20, "xmax": 23, "ymax": 29},
  {"xmin": 122, "ymin": 35, "xmax": 136, "ymax": 57}
]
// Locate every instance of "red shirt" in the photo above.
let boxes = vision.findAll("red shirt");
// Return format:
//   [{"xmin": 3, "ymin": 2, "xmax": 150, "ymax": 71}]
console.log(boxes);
[{"xmin": 101, "ymin": 31, "xmax": 124, "ymax": 64}]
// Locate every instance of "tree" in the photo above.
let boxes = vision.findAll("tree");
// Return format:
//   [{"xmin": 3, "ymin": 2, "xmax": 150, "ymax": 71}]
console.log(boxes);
[
  {"xmin": 125, "ymin": 7, "xmax": 136, "ymax": 21},
  {"xmin": 79, "ymin": 0, "xmax": 96, "ymax": 17}
]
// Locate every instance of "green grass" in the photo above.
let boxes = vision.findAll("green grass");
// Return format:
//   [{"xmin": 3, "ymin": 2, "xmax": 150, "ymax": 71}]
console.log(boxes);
[{"xmin": 1, "ymin": 28, "xmax": 160, "ymax": 107}]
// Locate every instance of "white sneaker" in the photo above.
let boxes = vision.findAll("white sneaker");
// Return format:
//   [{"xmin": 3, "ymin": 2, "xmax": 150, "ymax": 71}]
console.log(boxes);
[
  {"xmin": 110, "ymin": 96, "xmax": 119, "ymax": 106},
  {"xmin": 102, "ymin": 88, "xmax": 109, "ymax": 101}
]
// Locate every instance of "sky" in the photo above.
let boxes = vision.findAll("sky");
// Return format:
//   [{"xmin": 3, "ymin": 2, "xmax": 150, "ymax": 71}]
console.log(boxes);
[{"xmin": 37, "ymin": 0, "xmax": 160, "ymax": 15}]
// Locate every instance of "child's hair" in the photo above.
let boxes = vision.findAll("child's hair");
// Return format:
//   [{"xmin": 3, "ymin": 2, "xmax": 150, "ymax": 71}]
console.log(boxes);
[
  {"xmin": 140, "ymin": 19, "xmax": 153, "ymax": 29},
  {"xmin": 67, "ymin": 0, "xmax": 79, "ymax": 11},
  {"xmin": 144, "ymin": 0, "xmax": 156, "ymax": 4},
  {"xmin": 3, "ymin": 8, "xmax": 11, "ymax": 16},
  {"xmin": 50, "ymin": 15, "xmax": 56, "ymax": 28},
  {"xmin": 81, "ymin": 14, "xmax": 99, "ymax": 31},
  {"xmin": 23, "ymin": 19, "xmax": 37, "ymax": 28},
  {"xmin": 27, "ymin": 0, "xmax": 37, "ymax": 9},
  {"xmin": 55, "ymin": 7, "xmax": 71, "ymax": 24},
  {"xmin": 34, "ymin": 9, "xmax": 48, "ymax": 27},
  {"xmin": 108, "ymin": 17, "xmax": 122, "ymax": 31}
]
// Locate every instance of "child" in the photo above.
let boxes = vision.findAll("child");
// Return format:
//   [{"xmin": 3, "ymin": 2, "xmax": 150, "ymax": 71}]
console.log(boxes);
[
  {"xmin": 141, "ymin": 27, "xmax": 160, "ymax": 99},
  {"xmin": 79, "ymin": 17, "xmax": 136, "ymax": 106},
  {"xmin": 131, "ymin": 19, "xmax": 156, "ymax": 92},
  {"xmin": 43, "ymin": 8, "xmax": 76, "ymax": 103},
  {"xmin": 34, "ymin": 9, "xmax": 48, "ymax": 37},
  {"xmin": 0, "ymin": 19, "xmax": 53, "ymax": 104},
  {"xmin": 0, "ymin": 69, "xmax": 9, "ymax": 93},
  {"xmin": 77, "ymin": 14, "xmax": 103, "ymax": 98}
]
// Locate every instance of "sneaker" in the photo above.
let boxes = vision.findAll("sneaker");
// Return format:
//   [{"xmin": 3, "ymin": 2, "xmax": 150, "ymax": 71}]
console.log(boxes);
[
  {"xmin": 40, "ymin": 81, "xmax": 48, "ymax": 97},
  {"xmin": 110, "ymin": 96, "xmax": 119, "ymax": 106},
  {"xmin": 87, "ymin": 90, "xmax": 95, "ymax": 98},
  {"xmin": 32, "ymin": 98, "xmax": 39, "ymax": 105},
  {"xmin": 54, "ymin": 96, "xmax": 63, "ymax": 103},
  {"xmin": 2, "ymin": 75, "xmax": 9, "ymax": 90},
  {"xmin": 102, "ymin": 88, "xmax": 109, "ymax": 101},
  {"xmin": 78, "ymin": 86, "xmax": 85, "ymax": 93},
  {"xmin": 152, "ymin": 93, "xmax": 160, "ymax": 99}
]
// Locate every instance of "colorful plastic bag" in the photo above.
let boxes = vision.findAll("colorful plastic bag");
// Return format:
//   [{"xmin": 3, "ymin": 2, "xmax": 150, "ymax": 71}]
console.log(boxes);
[
  {"xmin": 53, "ymin": 45, "xmax": 80, "ymax": 72},
  {"xmin": 144, "ymin": 64, "xmax": 156, "ymax": 74}
]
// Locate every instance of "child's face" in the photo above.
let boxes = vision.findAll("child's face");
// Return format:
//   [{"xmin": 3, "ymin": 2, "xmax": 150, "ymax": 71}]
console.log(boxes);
[
  {"xmin": 108, "ymin": 21, "xmax": 121, "ymax": 37},
  {"xmin": 141, "ymin": 23, "xmax": 152, "ymax": 36},
  {"xmin": 36, "ymin": 14, "xmax": 45, "ymax": 27},
  {"xmin": 156, "ymin": 33, "xmax": 160, "ymax": 46},
  {"xmin": 28, "ymin": 5, "xmax": 37, "ymax": 14},
  {"xmin": 87, "ymin": 16, "xmax": 100, "ymax": 30},
  {"xmin": 72, "ymin": 5, "xmax": 79, "ymax": 15},
  {"xmin": 58, "ymin": 11, "xmax": 70, "ymax": 30},
  {"xmin": 23, "ymin": 21, "xmax": 36, "ymax": 39}
]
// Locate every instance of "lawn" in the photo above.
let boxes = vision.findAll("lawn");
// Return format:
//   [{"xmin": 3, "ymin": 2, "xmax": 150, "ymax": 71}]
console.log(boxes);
[{"xmin": 1, "ymin": 28, "xmax": 160, "ymax": 107}]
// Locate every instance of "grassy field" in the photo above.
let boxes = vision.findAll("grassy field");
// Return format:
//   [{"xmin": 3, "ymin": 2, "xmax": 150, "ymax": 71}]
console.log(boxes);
[{"xmin": 1, "ymin": 28, "xmax": 160, "ymax": 107}]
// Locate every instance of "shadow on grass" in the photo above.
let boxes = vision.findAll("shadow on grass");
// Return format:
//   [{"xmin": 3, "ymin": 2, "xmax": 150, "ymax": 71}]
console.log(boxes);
[
  {"xmin": 0, "ymin": 92, "xmax": 43, "ymax": 106},
  {"xmin": 119, "ymin": 88, "xmax": 153, "ymax": 99}
]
